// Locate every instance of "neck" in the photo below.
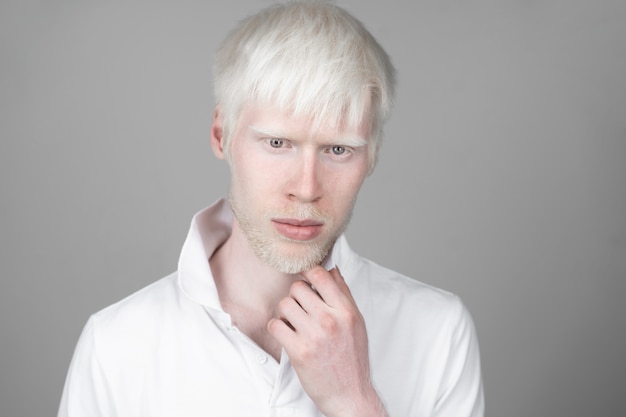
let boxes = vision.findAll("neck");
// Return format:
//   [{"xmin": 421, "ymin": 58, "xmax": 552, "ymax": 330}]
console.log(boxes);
[{"xmin": 209, "ymin": 219, "xmax": 298, "ymax": 316}]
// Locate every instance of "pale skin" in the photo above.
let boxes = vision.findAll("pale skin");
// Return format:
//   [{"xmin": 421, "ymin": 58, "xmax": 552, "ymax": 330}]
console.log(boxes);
[{"xmin": 209, "ymin": 103, "xmax": 388, "ymax": 417}]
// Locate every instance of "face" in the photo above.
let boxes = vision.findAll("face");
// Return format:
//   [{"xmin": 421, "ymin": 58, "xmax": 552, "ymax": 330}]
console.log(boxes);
[{"xmin": 212, "ymin": 103, "xmax": 372, "ymax": 274}]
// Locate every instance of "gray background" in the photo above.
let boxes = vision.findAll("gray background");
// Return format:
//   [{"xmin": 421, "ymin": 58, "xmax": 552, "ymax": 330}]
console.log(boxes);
[{"xmin": 1, "ymin": 0, "xmax": 625, "ymax": 416}]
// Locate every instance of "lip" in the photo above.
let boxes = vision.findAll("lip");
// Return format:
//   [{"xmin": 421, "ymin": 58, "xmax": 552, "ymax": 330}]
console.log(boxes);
[{"xmin": 272, "ymin": 218, "xmax": 324, "ymax": 241}]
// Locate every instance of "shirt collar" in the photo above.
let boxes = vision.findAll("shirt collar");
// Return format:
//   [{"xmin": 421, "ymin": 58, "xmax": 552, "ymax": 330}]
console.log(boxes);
[{"xmin": 177, "ymin": 198, "xmax": 359, "ymax": 309}]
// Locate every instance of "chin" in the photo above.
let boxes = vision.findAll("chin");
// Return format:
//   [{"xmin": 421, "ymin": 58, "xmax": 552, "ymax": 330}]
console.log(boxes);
[{"xmin": 257, "ymin": 238, "xmax": 331, "ymax": 274}]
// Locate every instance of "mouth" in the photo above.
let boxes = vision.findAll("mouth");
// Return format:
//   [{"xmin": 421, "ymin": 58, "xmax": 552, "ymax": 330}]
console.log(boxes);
[{"xmin": 272, "ymin": 218, "xmax": 324, "ymax": 241}]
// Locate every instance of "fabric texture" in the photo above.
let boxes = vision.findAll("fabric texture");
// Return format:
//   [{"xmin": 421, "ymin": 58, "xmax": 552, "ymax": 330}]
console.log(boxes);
[{"xmin": 58, "ymin": 199, "xmax": 484, "ymax": 417}]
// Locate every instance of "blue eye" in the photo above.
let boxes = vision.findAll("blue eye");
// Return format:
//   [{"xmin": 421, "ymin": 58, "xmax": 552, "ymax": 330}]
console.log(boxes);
[
  {"xmin": 269, "ymin": 138, "xmax": 284, "ymax": 148},
  {"xmin": 331, "ymin": 146, "xmax": 346, "ymax": 155}
]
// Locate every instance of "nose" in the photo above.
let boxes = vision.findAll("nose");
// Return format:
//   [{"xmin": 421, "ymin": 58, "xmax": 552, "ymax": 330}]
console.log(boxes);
[{"xmin": 288, "ymin": 152, "xmax": 323, "ymax": 203}]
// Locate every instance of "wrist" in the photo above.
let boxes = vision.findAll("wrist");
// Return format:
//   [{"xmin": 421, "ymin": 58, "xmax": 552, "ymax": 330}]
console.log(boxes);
[{"xmin": 340, "ymin": 385, "xmax": 388, "ymax": 417}]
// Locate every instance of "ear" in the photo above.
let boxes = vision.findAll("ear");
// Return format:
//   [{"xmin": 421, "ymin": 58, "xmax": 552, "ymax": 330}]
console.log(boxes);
[{"xmin": 210, "ymin": 108, "xmax": 226, "ymax": 160}]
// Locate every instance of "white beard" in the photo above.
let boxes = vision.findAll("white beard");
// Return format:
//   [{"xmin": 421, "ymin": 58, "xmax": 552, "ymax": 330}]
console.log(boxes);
[{"xmin": 229, "ymin": 193, "xmax": 354, "ymax": 274}]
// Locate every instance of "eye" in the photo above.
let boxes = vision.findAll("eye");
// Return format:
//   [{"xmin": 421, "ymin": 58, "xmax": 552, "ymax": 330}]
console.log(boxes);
[
  {"xmin": 323, "ymin": 145, "xmax": 354, "ymax": 161},
  {"xmin": 268, "ymin": 138, "xmax": 284, "ymax": 148}
]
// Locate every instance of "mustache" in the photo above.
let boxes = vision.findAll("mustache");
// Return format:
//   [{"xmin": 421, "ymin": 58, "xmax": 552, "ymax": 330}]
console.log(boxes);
[{"xmin": 267, "ymin": 205, "xmax": 331, "ymax": 223}]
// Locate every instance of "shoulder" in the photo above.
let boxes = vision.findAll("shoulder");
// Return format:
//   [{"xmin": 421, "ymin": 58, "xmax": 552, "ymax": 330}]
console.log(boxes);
[
  {"xmin": 61, "ymin": 274, "xmax": 190, "ymax": 412},
  {"xmin": 83, "ymin": 273, "xmax": 185, "ymax": 361},
  {"xmin": 349, "ymin": 254, "xmax": 479, "ymax": 353},
  {"xmin": 352, "ymin": 257, "xmax": 483, "ymax": 394},
  {"xmin": 351, "ymin": 255, "xmax": 465, "ymax": 319},
  {"xmin": 92, "ymin": 273, "xmax": 180, "ymax": 326}
]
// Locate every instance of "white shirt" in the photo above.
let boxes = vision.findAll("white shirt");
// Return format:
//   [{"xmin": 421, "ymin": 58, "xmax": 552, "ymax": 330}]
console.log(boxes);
[{"xmin": 58, "ymin": 199, "xmax": 484, "ymax": 417}]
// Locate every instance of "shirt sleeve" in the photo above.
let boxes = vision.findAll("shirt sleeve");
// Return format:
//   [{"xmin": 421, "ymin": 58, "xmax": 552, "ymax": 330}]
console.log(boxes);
[
  {"xmin": 433, "ymin": 297, "xmax": 485, "ymax": 417},
  {"xmin": 57, "ymin": 316, "xmax": 117, "ymax": 417}
]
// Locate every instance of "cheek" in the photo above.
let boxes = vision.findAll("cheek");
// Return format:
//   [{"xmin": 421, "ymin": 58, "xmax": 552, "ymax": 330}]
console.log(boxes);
[
  {"xmin": 231, "ymin": 151, "xmax": 283, "ymax": 198},
  {"xmin": 325, "ymin": 167, "xmax": 368, "ymax": 208}
]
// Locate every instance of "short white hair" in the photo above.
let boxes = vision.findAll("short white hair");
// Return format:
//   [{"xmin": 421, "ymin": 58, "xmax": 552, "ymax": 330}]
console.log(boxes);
[{"xmin": 214, "ymin": 0, "xmax": 396, "ymax": 170}]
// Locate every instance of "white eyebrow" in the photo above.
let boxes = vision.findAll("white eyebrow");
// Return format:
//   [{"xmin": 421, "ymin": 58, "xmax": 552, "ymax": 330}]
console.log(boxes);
[
  {"xmin": 248, "ymin": 125, "xmax": 288, "ymax": 139},
  {"xmin": 333, "ymin": 136, "xmax": 368, "ymax": 148},
  {"xmin": 248, "ymin": 125, "xmax": 368, "ymax": 148}
]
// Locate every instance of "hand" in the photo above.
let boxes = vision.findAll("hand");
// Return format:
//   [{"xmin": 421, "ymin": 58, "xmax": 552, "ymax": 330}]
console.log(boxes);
[{"xmin": 267, "ymin": 266, "xmax": 387, "ymax": 417}]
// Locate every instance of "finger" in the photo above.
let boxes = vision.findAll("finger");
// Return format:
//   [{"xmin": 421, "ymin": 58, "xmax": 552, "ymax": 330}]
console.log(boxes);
[
  {"xmin": 329, "ymin": 266, "xmax": 355, "ymax": 301},
  {"xmin": 300, "ymin": 266, "xmax": 347, "ymax": 308},
  {"xmin": 276, "ymin": 296, "xmax": 309, "ymax": 331},
  {"xmin": 267, "ymin": 317, "xmax": 298, "ymax": 350},
  {"xmin": 290, "ymin": 280, "xmax": 326, "ymax": 315}
]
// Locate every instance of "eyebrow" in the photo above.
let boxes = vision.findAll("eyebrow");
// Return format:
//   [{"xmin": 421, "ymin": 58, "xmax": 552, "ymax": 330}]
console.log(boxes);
[{"xmin": 248, "ymin": 125, "xmax": 368, "ymax": 148}]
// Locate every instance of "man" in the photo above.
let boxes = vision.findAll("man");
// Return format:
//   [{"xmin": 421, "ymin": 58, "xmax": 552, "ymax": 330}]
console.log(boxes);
[{"xmin": 59, "ymin": 2, "xmax": 484, "ymax": 416}]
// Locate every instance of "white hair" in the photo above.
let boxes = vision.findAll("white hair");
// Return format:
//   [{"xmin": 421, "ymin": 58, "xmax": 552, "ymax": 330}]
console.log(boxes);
[{"xmin": 213, "ymin": 0, "xmax": 396, "ymax": 171}]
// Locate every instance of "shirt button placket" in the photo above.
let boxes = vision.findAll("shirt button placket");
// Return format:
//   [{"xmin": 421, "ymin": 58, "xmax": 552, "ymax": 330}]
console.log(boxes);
[{"xmin": 257, "ymin": 353, "xmax": 269, "ymax": 365}]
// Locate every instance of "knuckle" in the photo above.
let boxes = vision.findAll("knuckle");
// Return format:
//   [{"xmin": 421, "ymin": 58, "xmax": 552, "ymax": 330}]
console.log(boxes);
[
  {"xmin": 310, "ymin": 274, "xmax": 333, "ymax": 293},
  {"xmin": 290, "ymin": 280, "xmax": 310, "ymax": 295},
  {"xmin": 308, "ymin": 266, "xmax": 329, "ymax": 282},
  {"xmin": 318, "ymin": 312, "xmax": 338, "ymax": 333},
  {"xmin": 277, "ymin": 297, "xmax": 293, "ymax": 313},
  {"xmin": 338, "ymin": 306, "xmax": 361, "ymax": 327},
  {"xmin": 298, "ymin": 342, "xmax": 316, "ymax": 362},
  {"xmin": 317, "ymin": 272, "xmax": 333, "ymax": 285}
]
